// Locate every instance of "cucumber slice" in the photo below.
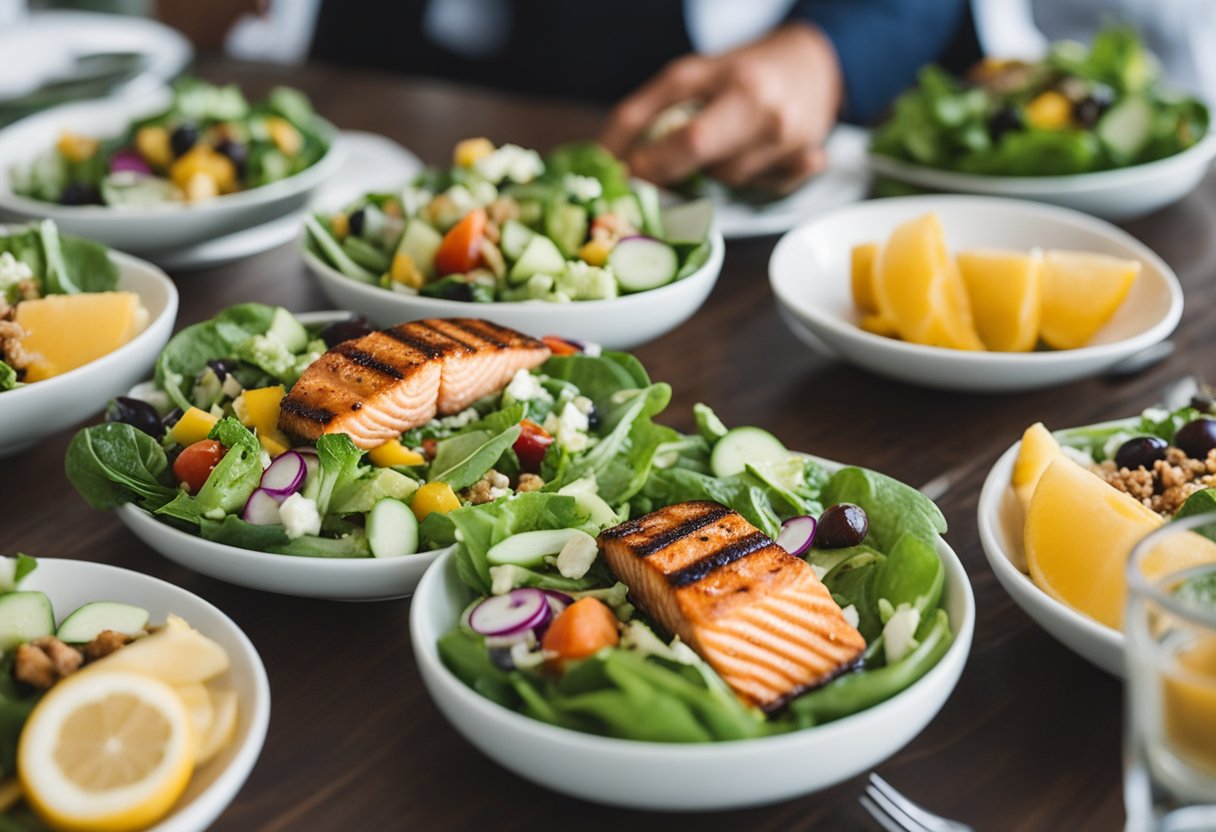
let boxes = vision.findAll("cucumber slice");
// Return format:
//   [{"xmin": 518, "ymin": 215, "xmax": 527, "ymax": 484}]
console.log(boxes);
[
  {"xmin": 545, "ymin": 202, "xmax": 588, "ymax": 257},
  {"xmin": 660, "ymin": 199, "xmax": 713, "ymax": 246},
  {"xmin": 509, "ymin": 235, "xmax": 567, "ymax": 285},
  {"xmin": 633, "ymin": 181, "xmax": 665, "ymax": 238},
  {"xmin": 558, "ymin": 480, "xmax": 620, "ymax": 528},
  {"xmin": 0, "ymin": 592, "xmax": 55, "ymax": 651},
  {"xmin": 56, "ymin": 601, "xmax": 149, "ymax": 644},
  {"xmin": 487, "ymin": 528, "xmax": 590, "ymax": 567},
  {"xmin": 100, "ymin": 174, "xmax": 179, "ymax": 208},
  {"xmin": 266, "ymin": 307, "xmax": 308, "ymax": 352},
  {"xmin": 395, "ymin": 218, "xmax": 444, "ymax": 279},
  {"xmin": 305, "ymin": 215, "xmax": 377, "ymax": 283},
  {"xmin": 500, "ymin": 220, "xmax": 536, "ymax": 261},
  {"xmin": 366, "ymin": 498, "xmax": 420, "ymax": 558},
  {"xmin": 342, "ymin": 236, "xmax": 391, "ymax": 274},
  {"xmin": 710, "ymin": 426, "xmax": 789, "ymax": 478},
  {"xmin": 1097, "ymin": 96, "xmax": 1153, "ymax": 164},
  {"xmin": 608, "ymin": 236, "xmax": 678, "ymax": 293}
]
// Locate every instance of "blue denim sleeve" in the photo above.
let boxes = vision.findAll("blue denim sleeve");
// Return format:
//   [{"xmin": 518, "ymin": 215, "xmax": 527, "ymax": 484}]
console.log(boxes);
[{"xmin": 788, "ymin": 0, "xmax": 968, "ymax": 123}]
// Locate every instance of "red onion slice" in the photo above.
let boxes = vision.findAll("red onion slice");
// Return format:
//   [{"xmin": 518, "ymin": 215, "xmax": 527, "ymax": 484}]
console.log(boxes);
[
  {"xmin": 776, "ymin": 515, "xmax": 817, "ymax": 556},
  {"xmin": 260, "ymin": 451, "xmax": 307, "ymax": 496},
  {"xmin": 468, "ymin": 588, "xmax": 551, "ymax": 637},
  {"xmin": 243, "ymin": 488, "xmax": 283, "ymax": 525},
  {"xmin": 110, "ymin": 151, "xmax": 152, "ymax": 176}
]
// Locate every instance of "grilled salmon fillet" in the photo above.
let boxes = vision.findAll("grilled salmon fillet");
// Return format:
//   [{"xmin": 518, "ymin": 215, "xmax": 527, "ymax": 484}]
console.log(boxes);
[
  {"xmin": 599, "ymin": 501, "xmax": 866, "ymax": 711},
  {"xmin": 279, "ymin": 318, "xmax": 549, "ymax": 448}
]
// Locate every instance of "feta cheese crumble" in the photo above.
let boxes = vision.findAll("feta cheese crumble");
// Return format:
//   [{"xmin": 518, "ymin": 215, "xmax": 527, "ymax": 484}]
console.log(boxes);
[
  {"xmin": 555, "ymin": 531, "xmax": 598, "ymax": 579},
  {"xmin": 279, "ymin": 493, "xmax": 322, "ymax": 539},
  {"xmin": 473, "ymin": 144, "xmax": 544, "ymax": 185}
]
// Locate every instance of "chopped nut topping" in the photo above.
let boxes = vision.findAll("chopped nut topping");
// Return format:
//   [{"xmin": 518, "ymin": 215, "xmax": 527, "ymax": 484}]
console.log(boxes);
[
  {"xmin": 461, "ymin": 469, "xmax": 511, "ymax": 505},
  {"xmin": 84, "ymin": 629, "xmax": 132, "ymax": 663},
  {"xmin": 516, "ymin": 473, "xmax": 544, "ymax": 492},
  {"xmin": 1095, "ymin": 447, "xmax": 1216, "ymax": 515}
]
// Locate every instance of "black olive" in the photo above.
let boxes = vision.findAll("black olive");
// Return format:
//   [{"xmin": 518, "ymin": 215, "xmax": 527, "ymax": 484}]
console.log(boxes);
[
  {"xmin": 105, "ymin": 397, "xmax": 163, "ymax": 436},
  {"xmin": 348, "ymin": 208, "xmax": 366, "ymax": 238},
  {"xmin": 59, "ymin": 182, "xmax": 102, "ymax": 205},
  {"xmin": 814, "ymin": 503, "xmax": 869, "ymax": 549},
  {"xmin": 319, "ymin": 317, "xmax": 374, "ymax": 348},
  {"xmin": 206, "ymin": 359, "xmax": 239, "ymax": 380},
  {"xmin": 1175, "ymin": 418, "xmax": 1216, "ymax": 460},
  {"xmin": 1073, "ymin": 96, "xmax": 1104, "ymax": 128},
  {"xmin": 170, "ymin": 122, "xmax": 199, "ymax": 157},
  {"xmin": 1114, "ymin": 436, "xmax": 1168, "ymax": 470},
  {"xmin": 987, "ymin": 106, "xmax": 1023, "ymax": 143},
  {"xmin": 161, "ymin": 407, "xmax": 183, "ymax": 430},
  {"xmin": 213, "ymin": 138, "xmax": 247, "ymax": 177}
]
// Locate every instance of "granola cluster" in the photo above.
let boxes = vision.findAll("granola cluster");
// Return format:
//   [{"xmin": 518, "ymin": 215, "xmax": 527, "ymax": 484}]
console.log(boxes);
[{"xmin": 1094, "ymin": 447, "xmax": 1216, "ymax": 516}]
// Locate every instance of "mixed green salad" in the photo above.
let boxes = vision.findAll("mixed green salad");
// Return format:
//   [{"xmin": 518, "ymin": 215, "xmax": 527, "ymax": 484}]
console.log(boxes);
[
  {"xmin": 11, "ymin": 78, "xmax": 331, "ymax": 207},
  {"xmin": 0, "ymin": 220, "xmax": 119, "ymax": 391},
  {"xmin": 872, "ymin": 26, "xmax": 1210, "ymax": 176},
  {"xmin": 305, "ymin": 140, "xmax": 714, "ymax": 303}
]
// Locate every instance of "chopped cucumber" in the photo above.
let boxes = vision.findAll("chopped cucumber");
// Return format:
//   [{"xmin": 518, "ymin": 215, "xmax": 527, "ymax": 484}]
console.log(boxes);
[
  {"xmin": 395, "ymin": 218, "xmax": 443, "ymax": 279},
  {"xmin": 545, "ymin": 201, "xmax": 588, "ymax": 257},
  {"xmin": 266, "ymin": 306, "xmax": 309, "ymax": 352},
  {"xmin": 100, "ymin": 174, "xmax": 180, "ymax": 208},
  {"xmin": 558, "ymin": 480, "xmax": 620, "ymax": 528},
  {"xmin": 305, "ymin": 215, "xmax": 376, "ymax": 283},
  {"xmin": 509, "ymin": 235, "xmax": 567, "ymax": 285},
  {"xmin": 1097, "ymin": 96, "xmax": 1153, "ymax": 164},
  {"xmin": 342, "ymin": 235, "xmax": 391, "ymax": 274},
  {"xmin": 710, "ymin": 426, "xmax": 789, "ymax": 478},
  {"xmin": 633, "ymin": 181, "xmax": 665, "ymax": 238},
  {"xmin": 0, "ymin": 592, "xmax": 55, "ymax": 651},
  {"xmin": 609, "ymin": 194, "xmax": 644, "ymax": 229},
  {"xmin": 608, "ymin": 236, "xmax": 678, "ymax": 293},
  {"xmin": 56, "ymin": 601, "xmax": 149, "ymax": 644},
  {"xmin": 500, "ymin": 220, "xmax": 536, "ymax": 261},
  {"xmin": 366, "ymin": 498, "xmax": 420, "ymax": 558},
  {"xmin": 660, "ymin": 199, "xmax": 713, "ymax": 245},
  {"xmin": 487, "ymin": 528, "xmax": 590, "ymax": 567}
]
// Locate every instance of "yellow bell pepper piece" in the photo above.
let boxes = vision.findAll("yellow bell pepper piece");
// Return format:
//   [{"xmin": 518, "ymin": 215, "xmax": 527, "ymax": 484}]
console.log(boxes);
[
  {"xmin": 170, "ymin": 407, "xmax": 219, "ymax": 447},
  {"xmin": 390, "ymin": 253, "xmax": 424, "ymax": 288},
  {"xmin": 578, "ymin": 239, "xmax": 612, "ymax": 267},
  {"xmin": 1024, "ymin": 91, "xmax": 1073, "ymax": 131},
  {"xmin": 235, "ymin": 386, "xmax": 285, "ymax": 431},
  {"xmin": 57, "ymin": 131, "xmax": 99, "ymax": 164},
  {"xmin": 411, "ymin": 482, "xmax": 461, "ymax": 522},
  {"xmin": 368, "ymin": 442, "xmax": 426, "ymax": 467},
  {"xmin": 258, "ymin": 432, "xmax": 291, "ymax": 459},
  {"xmin": 266, "ymin": 117, "xmax": 302, "ymax": 157},
  {"xmin": 454, "ymin": 137, "xmax": 494, "ymax": 168},
  {"xmin": 135, "ymin": 126, "xmax": 172, "ymax": 169}
]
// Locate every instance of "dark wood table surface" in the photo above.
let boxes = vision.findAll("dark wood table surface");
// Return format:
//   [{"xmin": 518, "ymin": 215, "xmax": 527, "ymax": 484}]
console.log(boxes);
[{"xmin": 8, "ymin": 57, "xmax": 1216, "ymax": 831}]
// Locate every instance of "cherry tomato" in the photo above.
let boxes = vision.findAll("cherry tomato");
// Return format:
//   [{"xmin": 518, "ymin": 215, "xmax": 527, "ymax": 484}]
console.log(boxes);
[
  {"xmin": 421, "ymin": 437, "xmax": 439, "ymax": 460},
  {"xmin": 434, "ymin": 208, "xmax": 486, "ymax": 276},
  {"xmin": 541, "ymin": 336, "xmax": 579, "ymax": 356},
  {"xmin": 513, "ymin": 419, "xmax": 554, "ymax": 472},
  {"xmin": 173, "ymin": 439, "xmax": 226, "ymax": 493}
]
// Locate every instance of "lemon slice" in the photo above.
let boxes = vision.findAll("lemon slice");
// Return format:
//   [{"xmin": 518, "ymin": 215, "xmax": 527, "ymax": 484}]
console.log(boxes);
[{"xmin": 19, "ymin": 669, "xmax": 195, "ymax": 832}]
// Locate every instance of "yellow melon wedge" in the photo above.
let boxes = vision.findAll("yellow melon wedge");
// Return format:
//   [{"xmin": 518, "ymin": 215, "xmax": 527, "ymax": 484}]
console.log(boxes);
[
  {"xmin": 1011, "ymin": 422, "xmax": 1063, "ymax": 510},
  {"xmin": 1039, "ymin": 250, "xmax": 1139, "ymax": 350},
  {"xmin": 850, "ymin": 242, "xmax": 880, "ymax": 314},
  {"xmin": 1025, "ymin": 457, "xmax": 1163, "ymax": 630},
  {"xmin": 15, "ymin": 291, "xmax": 146, "ymax": 382},
  {"xmin": 957, "ymin": 248, "xmax": 1043, "ymax": 352}
]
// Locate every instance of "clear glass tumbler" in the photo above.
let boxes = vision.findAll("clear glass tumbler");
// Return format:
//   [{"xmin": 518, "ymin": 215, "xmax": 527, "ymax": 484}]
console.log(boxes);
[{"xmin": 1125, "ymin": 514, "xmax": 1216, "ymax": 832}]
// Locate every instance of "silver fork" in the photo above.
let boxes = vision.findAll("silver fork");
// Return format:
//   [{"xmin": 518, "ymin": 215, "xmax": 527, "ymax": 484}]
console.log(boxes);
[{"xmin": 859, "ymin": 773, "xmax": 975, "ymax": 832}]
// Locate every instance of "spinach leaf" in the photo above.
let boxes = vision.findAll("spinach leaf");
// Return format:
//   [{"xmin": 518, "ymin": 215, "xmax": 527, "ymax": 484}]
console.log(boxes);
[
  {"xmin": 438, "ymin": 630, "xmax": 520, "ymax": 708},
  {"xmin": 823, "ymin": 550, "xmax": 886, "ymax": 643},
  {"xmin": 198, "ymin": 515, "xmax": 371, "ymax": 557},
  {"xmin": 64, "ymin": 423, "xmax": 176, "ymax": 509},
  {"xmin": 0, "ymin": 361, "xmax": 17, "ymax": 391},
  {"xmin": 823, "ymin": 466, "xmax": 946, "ymax": 551},
  {"xmin": 38, "ymin": 219, "xmax": 78, "ymax": 295},
  {"xmin": 1177, "ymin": 489, "xmax": 1216, "ymax": 541},
  {"xmin": 0, "ymin": 655, "xmax": 38, "ymax": 780},
  {"xmin": 58, "ymin": 231, "xmax": 117, "ymax": 293},
  {"xmin": 558, "ymin": 383, "xmax": 671, "ymax": 503},
  {"xmin": 155, "ymin": 303, "xmax": 277, "ymax": 411},
  {"xmin": 873, "ymin": 532, "xmax": 945, "ymax": 617},
  {"xmin": 193, "ymin": 419, "xmax": 262, "ymax": 517},
  {"xmin": 636, "ymin": 467, "xmax": 782, "ymax": 538},
  {"xmin": 540, "ymin": 352, "xmax": 646, "ymax": 406},
  {"xmin": 430, "ymin": 425, "xmax": 522, "ymax": 491},
  {"xmin": 544, "ymin": 141, "xmax": 632, "ymax": 200}
]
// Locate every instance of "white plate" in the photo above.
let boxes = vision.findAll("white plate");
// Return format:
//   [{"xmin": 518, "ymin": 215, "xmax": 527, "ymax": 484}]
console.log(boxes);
[
  {"xmin": 21, "ymin": 558, "xmax": 270, "ymax": 832},
  {"xmin": 306, "ymin": 230, "xmax": 724, "ymax": 350},
  {"xmin": 769, "ymin": 195, "xmax": 1183, "ymax": 392},
  {"xmin": 0, "ymin": 240, "xmax": 178, "ymax": 458},
  {"xmin": 411, "ymin": 473, "xmax": 973, "ymax": 811},
  {"xmin": 978, "ymin": 435, "xmax": 1124, "ymax": 677},
  {"xmin": 0, "ymin": 88, "xmax": 345, "ymax": 255},
  {"xmin": 868, "ymin": 133, "xmax": 1216, "ymax": 221},
  {"xmin": 712, "ymin": 124, "xmax": 871, "ymax": 239}
]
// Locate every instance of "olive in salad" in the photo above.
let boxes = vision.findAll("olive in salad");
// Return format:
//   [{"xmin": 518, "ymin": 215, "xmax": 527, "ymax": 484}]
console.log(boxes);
[{"xmin": 305, "ymin": 139, "xmax": 714, "ymax": 302}]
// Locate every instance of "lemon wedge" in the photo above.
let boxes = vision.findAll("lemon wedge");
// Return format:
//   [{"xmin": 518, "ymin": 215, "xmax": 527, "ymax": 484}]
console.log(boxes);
[{"xmin": 19, "ymin": 669, "xmax": 195, "ymax": 832}]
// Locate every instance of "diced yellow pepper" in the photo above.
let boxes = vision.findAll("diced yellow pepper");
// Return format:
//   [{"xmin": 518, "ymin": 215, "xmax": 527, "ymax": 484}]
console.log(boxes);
[
  {"xmin": 454, "ymin": 137, "xmax": 494, "ymax": 168},
  {"xmin": 368, "ymin": 441, "xmax": 426, "ymax": 467},
  {"xmin": 390, "ymin": 253, "xmax": 424, "ymax": 289},
  {"xmin": 258, "ymin": 432, "xmax": 291, "ymax": 458},
  {"xmin": 235, "ymin": 385, "xmax": 286, "ymax": 433},
  {"xmin": 135, "ymin": 126, "xmax": 173, "ymax": 169},
  {"xmin": 578, "ymin": 238, "xmax": 612, "ymax": 267},
  {"xmin": 1024, "ymin": 91, "xmax": 1073, "ymax": 131},
  {"xmin": 382, "ymin": 199, "xmax": 402, "ymax": 218},
  {"xmin": 411, "ymin": 482, "xmax": 461, "ymax": 522},
  {"xmin": 266, "ymin": 117, "xmax": 302, "ymax": 157},
  {"xmin": 330, "ymin": 212, "xmax": 350, "ymax": 241},
  {"xmin": 183, "ymin": 172, "xmax": 219, "ymax": 202},
  {"xmin": 170, "ymin": 407, "xmax": 219, "ymax": 447},
  {"xmin": 56, "ymin": 131, "xmax": 99, "ymax": 164},
  {"xmin": 171, "ymin": 145, "xmax": 237, "ymax": 196}
]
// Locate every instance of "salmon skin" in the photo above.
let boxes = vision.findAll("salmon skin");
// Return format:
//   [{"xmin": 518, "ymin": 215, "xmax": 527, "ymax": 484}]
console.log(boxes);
[
  {"xmin": 599, "ymin": 501, "xmax": 866, "ymax": 711},
  {"xmin": 279, "ymin": 318, "xmax": 550, "ymax": 449}
]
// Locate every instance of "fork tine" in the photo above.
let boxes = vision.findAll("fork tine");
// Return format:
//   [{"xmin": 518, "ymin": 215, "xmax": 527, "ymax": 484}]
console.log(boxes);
[
  {"xmin": 860, "ymin": 793, "xmax": 918, "ymax": 832},
  {"xmin": 869, "ymin": 774, "xmax": 971, "ymax": 832},
  {"xmin": 865, "ymin": 783, "xmax": 931, "ymax": 832}
]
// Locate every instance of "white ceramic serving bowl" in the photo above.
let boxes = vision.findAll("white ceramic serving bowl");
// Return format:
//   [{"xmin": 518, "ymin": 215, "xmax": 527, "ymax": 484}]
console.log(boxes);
[
  {"xmin": 23, "ymin": 558, "xmax": 270, "ymax": 831},
  {"xmin": 0, "ymin": 242, "xmax": 177, "ymax": 458},
  {"xmin": 0, "ymin": 89, "xmax": 345, "ymax": 256},
  {"xmin": 410, "ymin": 462, "xmax": 975, "ymax": 810},
  {"xmin": 769, "ymin": 195, "xmax": 1182, "ymax": 393},
  {"xmin": 304, "ymin": 230, "xmax": 724, "ymax": 350},
  {"xmin": 868, "ymin": 132, "xmax": 1216, "ymax": 221},
  {"xmin": 977, "ymin": 438, "xmax": 1124, "ymax": 676}
]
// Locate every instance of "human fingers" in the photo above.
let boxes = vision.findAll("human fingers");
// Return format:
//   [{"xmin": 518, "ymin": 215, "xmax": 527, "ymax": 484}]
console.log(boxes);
[{"xmin": 599, "ymin": 54, "xmax": 716, "ymax": 156}]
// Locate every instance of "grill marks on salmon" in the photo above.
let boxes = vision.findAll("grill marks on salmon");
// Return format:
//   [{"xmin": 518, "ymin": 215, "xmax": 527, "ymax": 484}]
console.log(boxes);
[
  {"xmin": 599, "ymin": 501, "xmax": 867, "ymax": 711},
  {"xmin": 278, "ymin": 318, "xmax": 549, "ymax": 449}
]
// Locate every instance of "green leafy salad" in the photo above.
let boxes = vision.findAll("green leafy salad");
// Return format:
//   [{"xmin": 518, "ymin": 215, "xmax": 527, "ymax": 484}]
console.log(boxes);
[
  {"xmin": 305, "ymin": 139, "xmax": 713, "ymax": 303},
  {"xmin": 872, "ymin": 26, "xmax": 1210, "ymax": 176}
]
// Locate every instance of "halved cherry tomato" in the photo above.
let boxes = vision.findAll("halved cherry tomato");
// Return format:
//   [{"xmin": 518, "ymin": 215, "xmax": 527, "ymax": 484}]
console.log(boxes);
[
  {"xmin": 513, "ymin": 419, "xmax": 554, "ymax": 472},
  {"xmin": 434, "ymin": 207, "xmax": 487, "ymax": 275},
  {"xmin": 173, "ymin": 439, "xmax": 226, "ymax": 493},
  {"xmin": 541, "ymin": 336, "xmax": 579, "ymax": 356}
]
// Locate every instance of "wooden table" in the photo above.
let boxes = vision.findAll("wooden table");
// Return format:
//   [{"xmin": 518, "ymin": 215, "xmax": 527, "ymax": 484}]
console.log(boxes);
[{"xmin": 9, "ymin": 58, "xmax": 1216, "ymax": 831}]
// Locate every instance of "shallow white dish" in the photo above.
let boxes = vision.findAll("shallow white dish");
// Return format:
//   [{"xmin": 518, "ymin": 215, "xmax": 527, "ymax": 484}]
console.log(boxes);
[
  {"xmin": 410, "ymin": 457, "xmax": 975, "ymax": 811},
  {"xmin": 868, "ymin": 133, "xmax": 1216, "ymax": 221},
  {"xmin": 978, "ymin": 437, "xmax": 1124, "ymax": 676},
  {"xmin": 22, "ymin": 558, "xmax": 270, "ymax": 831},
  {"xmin": 769, "ymin": 195, "xmax": 1183, "ymax": 393},
  {"xmin": 0, "ymin": 241, "xmax": 177, "ymax": 458},
  {"xmin": 0, "ymin": 88, "xmax": 345, "ymax": 256},
  {"xmin": 306, "ymin": 230, "xmax": 724, "ymax": 350}
]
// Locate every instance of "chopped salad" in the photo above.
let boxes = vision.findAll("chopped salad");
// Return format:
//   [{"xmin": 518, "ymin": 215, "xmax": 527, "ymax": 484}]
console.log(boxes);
[
  {"xmin": 305, "ymin": 140, "xmax": 714, "ymax": 302},
  {"xmin": 872, "ymin": 27, "xmax": 1210, "ymax": 176},
  {"xmin": 11, "ymin": 78, "xmax": 331, "ymax": 207}
]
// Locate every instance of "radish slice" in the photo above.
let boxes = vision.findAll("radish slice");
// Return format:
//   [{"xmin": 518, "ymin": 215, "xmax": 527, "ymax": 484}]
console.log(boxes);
[
  {"xmin": 776, "ymin": 515, "xmax": 817, "ymax": 556},
  {"xmin": 243, "ymin": 489, "xmax": 283, "ymax": 526},
  {"xmin": 468, "ymin": 589, "xmax": 550, "ymax": 637},
  {"xmin": 292, "ymin": 448, "xmax": 320, "ymax": 481},
  {"xmin": 260, "ymin": 451, "xmax": 307, "ymax": 496}
]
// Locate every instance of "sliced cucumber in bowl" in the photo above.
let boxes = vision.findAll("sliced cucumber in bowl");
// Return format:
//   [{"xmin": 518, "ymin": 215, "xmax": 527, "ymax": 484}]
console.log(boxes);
[
  {"xmin": 609, "ymin": 236, "xmax": 678, "ymax": 293},
  {"xmin": 56, "ymin": 601, "xmax": 150, "ymax": 644},
  {"xmin": 710, "ymin": 426, "xmax": 790, "ymax": 478}
]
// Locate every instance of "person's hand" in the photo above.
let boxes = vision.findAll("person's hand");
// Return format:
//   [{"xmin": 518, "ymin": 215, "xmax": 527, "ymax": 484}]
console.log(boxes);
[{"xmin": 600, "ymin": 22, "xmax": 843, "ymax": 194}]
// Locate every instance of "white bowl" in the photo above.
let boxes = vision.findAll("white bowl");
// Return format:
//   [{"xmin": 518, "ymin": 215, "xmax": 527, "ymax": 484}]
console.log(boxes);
[
  {"xmin": 868, "ymin": 132, "xmax": 1216, "ymax": 221},
  {"xmin": 0, "ymin": 243, "xmax": 177, "ymax": 458},
  {"xmin": 22, "ymin": 558, "xmax": 270, "ymax": 831},
  {"xmin": 410, "ymin": 463, "xmax": 975, "ymax": 810},
  {"xmin": 769, "ymin": 195, "xmax": 1182, "ymax": 393},
  {"xmin": 977, "ymin": 439, "xmax": 1123, "ymax": 676},
  {"xmin": 304, "ymin": 230, "xmax": 724, "ymax": 350},
  {"xmin": 0, "ymin": 89, "xmax": 345, "ymax": 256}
]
